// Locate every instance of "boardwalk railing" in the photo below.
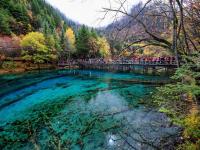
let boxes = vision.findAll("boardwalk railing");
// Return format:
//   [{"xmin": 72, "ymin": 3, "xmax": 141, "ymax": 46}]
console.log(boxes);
[
  {"xmin": 76, "ymin": 58, "xmax": 177, "ymax": 66},
  {"xmin": 58, "ymin": 60, "xmax": 78, "ymax": 67},
  {"xmin": 58, "ymin": 58, "xmax": 178, "ymax": 72}
]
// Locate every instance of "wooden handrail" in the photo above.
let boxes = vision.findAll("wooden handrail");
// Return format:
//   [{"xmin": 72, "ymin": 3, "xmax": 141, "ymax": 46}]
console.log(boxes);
[{"xmin": 58, "ymin": 59, "xmax": 177, "ymax": 67}]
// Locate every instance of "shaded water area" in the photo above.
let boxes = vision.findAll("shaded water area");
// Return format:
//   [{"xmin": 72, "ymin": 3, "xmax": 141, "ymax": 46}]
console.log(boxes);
[{"xmin": 0, "ymin": 70, "xmax": 181, "ymax": 150}]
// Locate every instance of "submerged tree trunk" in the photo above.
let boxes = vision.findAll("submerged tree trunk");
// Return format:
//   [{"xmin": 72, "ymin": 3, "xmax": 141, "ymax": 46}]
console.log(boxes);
[
  {"xmin": 0, "ymin": 53, "xmax": 5, "ymax": 68},
  {"xmin": 0, "ymin": 60, "xmax": 4, "ymax": 68},
  {"xmin": 37, "ymin": 63, "xmax": 41, "ymax": 72}
]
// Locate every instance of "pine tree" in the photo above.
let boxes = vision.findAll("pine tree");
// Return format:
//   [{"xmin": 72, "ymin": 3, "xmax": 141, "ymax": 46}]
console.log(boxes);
[
  {"xmin": 90, "ymin": 28, "xmax": 98, "ymax": 39},
  {"xmin": 0, "ymin": 0, "xmax": 10, "ymax": 9},
  {"xmin": 76, "ymin": 26, "xmax": 91, "ymax": 58},
  {"xmin": 0, "ymin": 9, "xmax": 11, "ymax": 35},
  {"xmin": 31, "ymin": 0, "xmax": 40, "ymax": 14}
]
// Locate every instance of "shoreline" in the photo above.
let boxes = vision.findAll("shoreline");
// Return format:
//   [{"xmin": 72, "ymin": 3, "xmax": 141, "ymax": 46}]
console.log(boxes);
[
  {"xmin": 0, "ymin": 65, "xmax": 80, "ymax": 75},
  {"xmin": 0, "ymin": 66, "xmax": 173, "ymax": 77}
]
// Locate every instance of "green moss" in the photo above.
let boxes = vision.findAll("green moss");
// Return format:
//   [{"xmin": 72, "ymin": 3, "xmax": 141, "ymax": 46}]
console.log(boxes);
[
  {"xmin": 2, "ymin": 61, "xmax": 17, "ymax": 69},
  {"xmin": 152, "ymin": 53, "xmax": 200, "ymax": 149}
]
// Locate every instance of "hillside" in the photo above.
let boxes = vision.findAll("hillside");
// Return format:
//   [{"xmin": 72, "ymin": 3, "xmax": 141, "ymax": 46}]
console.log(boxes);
[
  {"xmin": 104, "ymin": 2, "xmax": 174, "ymax": 57},
  {"xmin": 0, "ymin": 0, "xmax": 80, "ymax": 57},
  {"xmin": 0, "ymin": 0, "xmax": 111, "ymax": 72},
  {"xmin": 104, "ymin": 1, "xmax": 200, "ymax": 58},
  {"xmin": 0, "ymin": 0, "xmax": 80, "ymax": 35}
]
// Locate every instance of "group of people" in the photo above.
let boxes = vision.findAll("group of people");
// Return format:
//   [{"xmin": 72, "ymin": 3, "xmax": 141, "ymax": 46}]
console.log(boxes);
[
  {"xmin": 78, "ymin": 58, "xmax": 106, "ymax": 64},
  {"xmin": 64, "ymin": 56, "xmax": 177, "ymax": 65},
  {"xmin": 130, "ymin": 56, "xmax": 176, "ymax": 65}
]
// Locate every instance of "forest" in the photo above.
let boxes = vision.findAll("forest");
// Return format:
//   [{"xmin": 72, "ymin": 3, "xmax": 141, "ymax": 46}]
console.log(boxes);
[
  {"xmin": 0, "ymin": 0, "xmax": 110, "ymax": 69},
  {"xmin": 0, "ymin": 0, "xmax": 199, "ymax": 149}
]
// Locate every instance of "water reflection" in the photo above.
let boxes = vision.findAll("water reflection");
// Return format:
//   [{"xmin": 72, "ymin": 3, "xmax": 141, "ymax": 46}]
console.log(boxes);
[
  {"xmin": 0, "ymin": 70, "xmax": 180, "ymax": 150},
  {"xmin": 89, "ymin": 92, "xmax": 128, "ymax": 113},
  {"xmin": 107, "ymin": 134, "xmax": 119, "ymax": 146}
]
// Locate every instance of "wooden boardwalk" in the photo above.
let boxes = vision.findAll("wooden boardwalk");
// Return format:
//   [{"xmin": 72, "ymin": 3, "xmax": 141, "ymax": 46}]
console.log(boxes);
[{"xmin": 58, "ymin": 59, "xmax": 177, "ymax": 74}]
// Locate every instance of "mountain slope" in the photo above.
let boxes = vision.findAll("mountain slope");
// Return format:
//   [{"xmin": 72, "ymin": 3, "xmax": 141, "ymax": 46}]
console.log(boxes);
[
  {"xmin": 0, "ymin": 0, "xmax": 81, "ymax": 57},
  {"xmin": 0, "ymin": 0, "xmax": 79, "ymax": 36}
]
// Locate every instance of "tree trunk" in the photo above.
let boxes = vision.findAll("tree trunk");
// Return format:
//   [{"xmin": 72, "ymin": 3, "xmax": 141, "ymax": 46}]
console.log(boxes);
[
  {"xmin": 37, "ymin": 63, "xmax": 41, "ymax": 72},
  {"xmin": 176, "ymin": 0, "xmax": 198, "ymax": 53},
  {"xmin": 0, "ymin": 61, "xmax": 4, "ymax": 68},
  {"xmin": 176, "ymin": 0, "xmax": 191, "ymax": 54},
  {"xmin": 170, "ymin": 0, "xmax": 179, "ymax": 67}
]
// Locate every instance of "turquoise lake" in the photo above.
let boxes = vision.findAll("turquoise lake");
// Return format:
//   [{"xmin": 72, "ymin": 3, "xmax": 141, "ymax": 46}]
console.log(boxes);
[{"xmin": 0, "ymin": 70, "xmax": 181, "ymax": 150}]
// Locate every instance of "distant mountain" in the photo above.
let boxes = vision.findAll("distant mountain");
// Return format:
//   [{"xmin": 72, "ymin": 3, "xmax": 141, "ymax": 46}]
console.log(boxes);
[
  {"xmin": 102, "ymin": 1, "xmax": 173, "ymax": 56},
  {"xmin": 104, "ymin": 2, "xmax": 171, "ymax": 42}
]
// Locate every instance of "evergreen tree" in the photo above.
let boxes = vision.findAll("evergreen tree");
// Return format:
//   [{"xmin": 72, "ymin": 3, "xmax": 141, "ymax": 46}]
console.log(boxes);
[
  {"xmin": 0, "ymin": 9, "xmax": 11, "ymax": 35},
  {"xmin": 31, "ymin": 0, "xmax": 40, "ymax": 14},
  {"xmin": 53, "ymin": 29, "xmax": 62, "ymax": 56},
  {"xmin": 76, "ymin": 26, "xmax": 91, "ymax": 58},
  {"xmin": 60, "ymin": 28, "xmax": 66, "ymax": 50},
  {"xmin": 90, "ymin": 28, "xmax": 98, "ymax": 39},
  {"xmin": 0, "ymin": 0, "xmax": 79, "ymax": 36},
  {"xmin": 9, "ymin": 3, "xmax": 29, "ymax": 23}
]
